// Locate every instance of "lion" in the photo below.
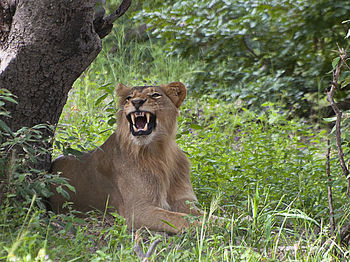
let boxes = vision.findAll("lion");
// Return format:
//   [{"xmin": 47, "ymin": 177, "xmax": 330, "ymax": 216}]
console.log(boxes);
[{"xmin": 50, "ymin": 82, "xmax": 204, "ymax": 233}]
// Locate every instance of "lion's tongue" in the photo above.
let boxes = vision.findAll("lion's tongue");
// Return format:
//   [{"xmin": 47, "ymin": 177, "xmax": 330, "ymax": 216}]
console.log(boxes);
[{"xmin": 135, "ymin": 117, "xmax": 146, "ymax": 129}]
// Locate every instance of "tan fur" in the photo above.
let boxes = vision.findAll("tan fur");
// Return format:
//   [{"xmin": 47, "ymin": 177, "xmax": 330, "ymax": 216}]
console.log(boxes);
[{"xmin": 50, "ymin": 82, "xmax": 203, "ymax": 233}]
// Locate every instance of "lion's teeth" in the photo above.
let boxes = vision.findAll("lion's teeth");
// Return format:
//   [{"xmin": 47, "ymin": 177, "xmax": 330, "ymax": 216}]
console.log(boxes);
[
  {"xmin": 133, "ymin": 122, "xmax": 148, "ymax": 132},
  {"xmin": 143, "ymin": 123, "xmax": 148, "ymax": 131},
  {"xmin": 146, "ymin": 112, "xmax": 150, "ymax": 123},
  {"xmin": 131, "ymin": 113, "xmax": 135, "ymax": 124}
]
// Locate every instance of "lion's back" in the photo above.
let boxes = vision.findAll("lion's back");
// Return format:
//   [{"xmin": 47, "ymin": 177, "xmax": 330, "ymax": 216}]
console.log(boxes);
[{"xmin": 49, "ymin": 152, "xmax": 94, "ymax": 212}]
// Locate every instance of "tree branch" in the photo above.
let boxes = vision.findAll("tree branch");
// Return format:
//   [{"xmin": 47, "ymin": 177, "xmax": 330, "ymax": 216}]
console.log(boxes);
[
  {"xmin": 105, "ymin": 0, "xmax": 131, "ymax": 24},
  {"xmin": 0, "ymin": 0, "xmax": 17, "ymax": 42},
  {"xmin": 93, "ymin": 0, "xmax": 132, "ymax": 39},
  {"xmin": 326, "ymin": 46, "xmax": 350, "ymax": 197},
  {"xmin": 133, "ymin": 231, "xmax": 161, "ymax": 262}
]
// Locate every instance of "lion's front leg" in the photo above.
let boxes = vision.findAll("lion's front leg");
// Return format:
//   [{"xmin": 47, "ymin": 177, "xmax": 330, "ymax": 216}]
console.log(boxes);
[
  {"xmin": 129, "ymin": 206, "xmax": 199, "ymax": 234},
  {"xmin": 170, "ymin": 198, "xmax": 204, "ymax": 216},
  {"xmin": 170, "ymin": 199, "xmax": 226, "ymax": 227}
]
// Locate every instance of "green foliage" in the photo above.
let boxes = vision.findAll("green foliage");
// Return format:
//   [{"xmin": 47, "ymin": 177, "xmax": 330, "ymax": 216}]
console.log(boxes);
[
  {"xmin": 44, "ymin": 24, "xmax": 350, "ymax": 259},
  {"xmin": 2, "ymin": 11, "xmax": 350, "ymax": 260},
  {"xmin": 138, "ymin": 0, "xmax": 350, "ymax": 114},
  {"xmin": 0, "ymin": 90, "xmax": 58, "ymax": 209},
  {"xmin": 3, "ymin": 202, "xmax": 344, "ymax": 261},
  {"xmin": 0, "ymin": 89, "xmax": 77, "ymax": 260},
  {"xmin": 177, "ymin": 98, "xmax": 347, "ymax": 220}
]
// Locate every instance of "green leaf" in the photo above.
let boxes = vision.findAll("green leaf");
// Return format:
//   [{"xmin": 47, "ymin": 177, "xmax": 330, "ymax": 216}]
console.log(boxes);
[
  {"xmin": 55, "ymin": 140, "xmax": 62, "ymax": 150},
  {"xmin": 346, "ymin": 29, "xmax": 350, "ymax": 39},
  {"xmin": 106, "ymin": 108, "xmax": 116, "ymax": 113},
  {"xmin": 107, "ymin": 118, "xmax": 116, "ymax": 126},
  {"xmin": 65, "ymin": 183, "xmax": 76, "ymax": 193},
  {"xmin": 160, "ymin": 219, "xmax": 178, "ymax": 230},
  {"xmin": 0, "ymin": 119, "xmax": 12, "ymax": 134},
  {"xmin": 190, "ymin": 123, "xmax": 204, "ymax": 130},
  {"xmin": 332, "ymin": 57, "xmax": 340, "ymax": 70},
  {"xmin": 56, "ymin": 186, "xmax": 70, "ymax": 199},
  {"xmin": 66, "ymin": 147, "xmax": 83, "ymax": 157},
  {"xmin": 95, "ymin": 93, "xmax": 108, "ymax": 106},
  {"xmin": 276, "ymin": 212, "xmax": 319, "ymax": 226},
  {"xmin": 323, "ymin": 117, "xmax": 336, "ymax": 123},
  {"xmin": 98, "ymin": 82, "xmax": 112, "ymax": 90},
  {"xmin": 341, "ymin": 76, "xmax": 350, "ymax": 88},
  {"xmin": 1, "ymin": 96, "xmax": 18, "ymax": 104}
]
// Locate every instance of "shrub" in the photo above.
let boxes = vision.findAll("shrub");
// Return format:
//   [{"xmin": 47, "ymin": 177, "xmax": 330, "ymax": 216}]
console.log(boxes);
[
  {"xmin": 0, "ymin": 89, "xmax": 72, "ymax": 259},
  {"xmin": 138, "ymin": 0, "xmax": 350, "ymax": 114},
  {"xmin": 177, "ymin": 98, "xmax": 346, "ymax": 219}
]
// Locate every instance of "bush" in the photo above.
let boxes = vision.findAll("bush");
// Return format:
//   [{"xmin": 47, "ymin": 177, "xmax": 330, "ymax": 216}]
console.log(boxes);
[
  {"xmin": 0, "ymin": 89, "xmax": 57, "ymax": 209},
  {"xmin": 138, "ymin": 0, "xmax": 350, "ymax": 114},
  {"xmin": 0, "ymin": 89, "xmax": 73, "ymax": 260},
  {"xmin": 177, "ymin": 98, "xmax": 347, "ymax": 219}
]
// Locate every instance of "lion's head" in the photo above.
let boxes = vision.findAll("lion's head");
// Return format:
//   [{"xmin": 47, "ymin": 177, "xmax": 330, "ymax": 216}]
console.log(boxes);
[{"xmin": 116, "ymin": 82, "xmax": 187, "ymax": 146}]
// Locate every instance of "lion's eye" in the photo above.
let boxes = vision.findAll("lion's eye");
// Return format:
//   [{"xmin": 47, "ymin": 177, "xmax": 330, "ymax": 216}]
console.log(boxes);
[
  {"xmin": 151, "ymin": 93, "xmax": 162, "ymax": 99},
  {"xmin": 125, "ymin": 96, "xmax": 132, "ymax": 101}
]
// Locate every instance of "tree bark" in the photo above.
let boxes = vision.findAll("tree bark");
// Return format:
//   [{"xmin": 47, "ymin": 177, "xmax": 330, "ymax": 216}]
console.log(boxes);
[{"xmin": 0, "ymin": 0, "xmax": 102, "ymax": 170}]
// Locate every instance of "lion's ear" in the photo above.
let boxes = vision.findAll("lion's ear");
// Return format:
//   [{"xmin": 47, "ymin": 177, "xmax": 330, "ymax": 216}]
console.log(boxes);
[
  {"xmin": 161, "ymin": 82, "xmax": 187, "ymax": 108},
  {"xmin": 116, "ymin": 83, "xmax": 131, "ymax": 97}
]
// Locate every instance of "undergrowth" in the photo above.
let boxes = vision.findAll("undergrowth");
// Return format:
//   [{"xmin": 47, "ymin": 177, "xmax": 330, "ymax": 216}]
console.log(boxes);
[{"xmin": 1, "ymin": 27, "xmax": 350, "ymax": 261}]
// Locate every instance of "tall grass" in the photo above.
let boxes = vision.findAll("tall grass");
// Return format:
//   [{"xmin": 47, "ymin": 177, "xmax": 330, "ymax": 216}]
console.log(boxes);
[{"xmin": 1, "ymin": 27, "xmax": 349, "ymax": 261}]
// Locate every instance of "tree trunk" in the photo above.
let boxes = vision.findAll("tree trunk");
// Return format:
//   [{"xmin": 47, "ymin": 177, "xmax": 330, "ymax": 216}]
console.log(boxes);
[{"xmin": 0, "ymin": 0, "xmax": 102, "ymax": 170}]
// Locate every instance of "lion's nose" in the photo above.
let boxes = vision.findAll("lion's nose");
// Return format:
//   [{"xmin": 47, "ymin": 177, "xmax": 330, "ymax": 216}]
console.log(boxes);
[{"xmin": 132, "ymin": 99, "xmax": 146, "ymax": 110}]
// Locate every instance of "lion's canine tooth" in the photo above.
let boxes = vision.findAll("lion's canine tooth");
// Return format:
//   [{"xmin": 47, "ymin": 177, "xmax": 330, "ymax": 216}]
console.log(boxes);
[
  {"xmin": 131, "ymin": 113, "xmax": 135, "ymax": 124},
  {"xmin": 133, "ymin": 125, "xmax": 138, "ymax": 132},
  {"xmin": 146, "ymin": 112, "xmax": 150, "ymax": 123},
  {"xmin": 143, "ymin": 123, "xmax": 148, "ymax": 131}
]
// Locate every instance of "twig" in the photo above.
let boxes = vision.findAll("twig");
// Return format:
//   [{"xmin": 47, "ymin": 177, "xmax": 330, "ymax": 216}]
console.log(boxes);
[
  {"xmin": 104, "ymin": 0, "xmax": 132, "ymax": 24},
  {"xmin": 326, "ymin": 139, "xmax": 335, "ymax": 234},
  {"xmin": 326, "ymin": 46, "xmax": 350, "ymax": 197},
  {"xmin": 93, "ymin": 0, "xmax": 132, "ymax": 39},
  {"xmin": 134, "ymin": 231, "xmax": 161, "ymax": 262}
]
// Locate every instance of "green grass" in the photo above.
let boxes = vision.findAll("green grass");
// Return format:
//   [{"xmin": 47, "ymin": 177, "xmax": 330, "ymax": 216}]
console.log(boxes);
[
  {"xmin": 1, "ymin": 27, "xmax": 350, "ymax": 261},
  {"xmin": 1, "ymin": 194, "xmax": 347, "ymax": 261}
]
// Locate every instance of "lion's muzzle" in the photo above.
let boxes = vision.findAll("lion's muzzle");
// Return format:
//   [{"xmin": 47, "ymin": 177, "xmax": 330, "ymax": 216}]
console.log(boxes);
[{"xmin": 127, "ymin": 111, "xmax": 156, "ymax": 136}]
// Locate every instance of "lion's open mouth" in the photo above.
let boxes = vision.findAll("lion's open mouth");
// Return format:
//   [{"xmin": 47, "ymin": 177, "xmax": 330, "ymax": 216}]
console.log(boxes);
[{"xmin": 127, "ymin": 111, "xmax": 156, "ymax": 136}]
